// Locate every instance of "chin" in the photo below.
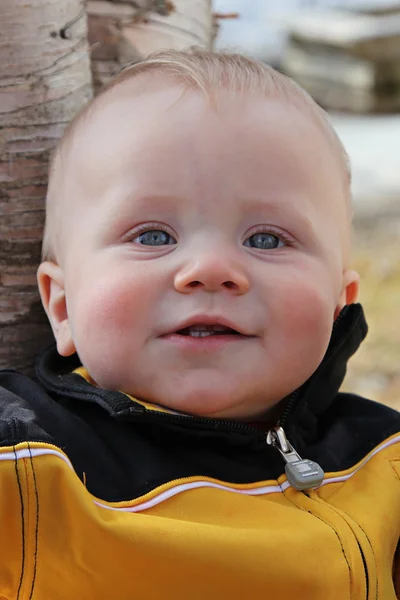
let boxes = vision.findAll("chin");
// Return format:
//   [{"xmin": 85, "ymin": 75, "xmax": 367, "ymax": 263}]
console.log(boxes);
[
  {"xmin": 162, "ymin": 387, "xmax": 240, "ymax": 419},
  {"xmin": 166, "ymin": 385, "xmax": 285, "ymax": 421}
]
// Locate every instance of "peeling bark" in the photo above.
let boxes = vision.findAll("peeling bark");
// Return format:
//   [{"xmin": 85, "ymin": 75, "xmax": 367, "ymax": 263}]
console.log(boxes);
[
  {"xmin": 0, "ymin": 0, "xmax": 93, "ymax": 373},
  {"xmin": 87, "ymin": 0, "xmax": 212, "ymax": 92}
]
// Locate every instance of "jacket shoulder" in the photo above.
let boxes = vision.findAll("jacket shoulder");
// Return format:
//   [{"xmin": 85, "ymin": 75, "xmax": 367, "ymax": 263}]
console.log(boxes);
[
  {"xmin": 0, "ymin": 369, "xmax": 56, "ymax": 445},
  {"xmin": 332, "ymin": 391, "xmax": 400, "ymax": 426},
  {"xmin": 313, "ymin": 391, "xmax": 400, "ymax": 471}
]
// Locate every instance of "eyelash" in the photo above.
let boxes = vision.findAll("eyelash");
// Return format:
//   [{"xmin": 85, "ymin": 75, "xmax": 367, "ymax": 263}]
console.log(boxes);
[
  {"xmin": 126, "ymin": 222, "xmax": 175, "ymax": 240},
  {"xmin": 244, "ymin": 226, "xmax": 294, "ymax": 247},
  {"xmin": 125, "ymin": 223, "xmax": 295, "ymax": 247}
]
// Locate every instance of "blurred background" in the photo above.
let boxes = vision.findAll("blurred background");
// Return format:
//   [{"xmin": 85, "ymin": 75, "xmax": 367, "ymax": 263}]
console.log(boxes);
[
  {"xmin": 214, "ymin": 0, "xmax": 400, "ymax": 409},
  {"xmin": 1, "ymin": 0, "xmax": 399, "ymax": 403}
]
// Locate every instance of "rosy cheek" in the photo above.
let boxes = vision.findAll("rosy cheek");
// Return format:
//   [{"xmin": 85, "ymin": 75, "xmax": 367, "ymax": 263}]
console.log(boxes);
[
  {"xmin": 274, "ymin": 277, "xmax": 335, "ymax": 337},
  {"xmin": 75, "ymin": 278, "xmax": 141, "ymax": 338}
]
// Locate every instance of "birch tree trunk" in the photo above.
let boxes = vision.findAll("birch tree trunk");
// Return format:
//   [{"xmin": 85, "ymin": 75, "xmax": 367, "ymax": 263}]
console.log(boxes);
[
  {"xmin": 87, "ymin": 0, "xmax": 213, "ymax": 92},
  {"xmin": 0, "ymin": 0, "xmax": 92, "ymax": 373}
]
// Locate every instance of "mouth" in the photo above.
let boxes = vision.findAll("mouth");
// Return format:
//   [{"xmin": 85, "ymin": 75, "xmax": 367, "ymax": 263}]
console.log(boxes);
[
  {"xmin": 175, "ymin": 324, "xmax": 243, "ymax": 338},
  {"xmin": 159, "ymin": 318, "xmax": 254, "ymax": 351},
  {"xmin": 162, "ymin": 316, "xmax": 254, "ymax": 341}
]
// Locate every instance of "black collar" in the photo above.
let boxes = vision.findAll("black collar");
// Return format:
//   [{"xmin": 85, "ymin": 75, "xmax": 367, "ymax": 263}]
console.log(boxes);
[{"xmin": 283, "ymin": 303, "xmax": 367, "ymax": 450}]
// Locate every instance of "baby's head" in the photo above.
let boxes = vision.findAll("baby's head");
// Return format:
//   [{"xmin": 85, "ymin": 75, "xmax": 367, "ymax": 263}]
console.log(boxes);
[{"xmin": 38, "ymin": 49, "xmax": 359, "ymax": 421}]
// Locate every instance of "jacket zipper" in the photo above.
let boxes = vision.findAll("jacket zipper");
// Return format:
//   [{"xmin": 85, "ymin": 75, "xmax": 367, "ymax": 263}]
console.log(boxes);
[
  {"xmin": 266, "ymin": 426, "xmax": 324, "ymax": 490},
  {"xmin": 357, "ymin": 540, "xmax": 370, "ymax": 599},
  {"xmin": 123, "ymin": 404, "xmax": 259, "ymax": 435},
  {"xmin": 123, "ymin": 406, "xmax": 325, "ymax": 491},
  {"xmin": 303, "ymin": 489, "xmax": 372, "ymax": 600}
]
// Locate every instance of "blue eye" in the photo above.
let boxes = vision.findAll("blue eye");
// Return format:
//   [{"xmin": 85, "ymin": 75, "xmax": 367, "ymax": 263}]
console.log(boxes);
[
  {"xmin": 135, "ymin": 230, "xmax": 176, "ymax": 246},
  {"xmin": 244, "ymin": 232, "xmax": 283, "ymax": 250}
]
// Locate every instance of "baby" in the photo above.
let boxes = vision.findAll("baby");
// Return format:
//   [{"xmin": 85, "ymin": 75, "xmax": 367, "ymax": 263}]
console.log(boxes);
[{"xmin": 1, "ymin": 49, "xmax": 400, "ymax": 600}]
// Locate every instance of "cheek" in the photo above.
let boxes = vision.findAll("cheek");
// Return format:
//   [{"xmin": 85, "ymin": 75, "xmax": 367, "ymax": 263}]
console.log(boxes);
[
  {"xmin": 69, "ymin": 271, "xmax": 156, "ymax": 342},
  {"xmin": 267, "ymin": 267, "xmax": 338, "ymax": 344},
  {"xmin": 280, "ymin": 288, "xmax": 333, "ymax": 333}
]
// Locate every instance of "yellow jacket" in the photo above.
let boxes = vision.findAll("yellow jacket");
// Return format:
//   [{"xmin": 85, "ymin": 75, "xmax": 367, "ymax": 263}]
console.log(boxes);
[{"xmin": 0, "ymin": 305, "xmax": 399, "ymax": 599}]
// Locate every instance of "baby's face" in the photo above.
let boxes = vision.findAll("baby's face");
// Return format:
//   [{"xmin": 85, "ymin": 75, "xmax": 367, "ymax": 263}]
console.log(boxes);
[{"xmin": 45, "ymin": 81, "xmax": 357, "ymax": 420}]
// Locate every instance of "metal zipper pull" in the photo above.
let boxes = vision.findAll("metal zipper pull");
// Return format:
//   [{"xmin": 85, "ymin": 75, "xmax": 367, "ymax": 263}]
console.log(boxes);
[{"xmin": 266, "ymin": 426, "xmax": 324, "ymax": 491}]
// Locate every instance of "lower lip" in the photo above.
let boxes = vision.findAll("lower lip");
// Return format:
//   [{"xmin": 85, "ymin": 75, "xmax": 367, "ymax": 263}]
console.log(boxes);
[{"xmin": 160, "ymin": 333, "xmax": 253, "ymax": 351}]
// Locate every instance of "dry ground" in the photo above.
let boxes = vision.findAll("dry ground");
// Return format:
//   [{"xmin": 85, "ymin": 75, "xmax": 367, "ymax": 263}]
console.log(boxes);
[{"xmin": 342, "ymin": 213, "xmax": 400, "ymax": 410}]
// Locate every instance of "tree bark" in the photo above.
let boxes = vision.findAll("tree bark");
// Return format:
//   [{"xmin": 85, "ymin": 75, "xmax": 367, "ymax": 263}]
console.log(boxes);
[
  {"xmin": 0, "ymin": 0, "xmax": 92, "ymax": 373},
  {"xmin": 87, "ymin": 0, "xmax": 213, "ymax": 92}
]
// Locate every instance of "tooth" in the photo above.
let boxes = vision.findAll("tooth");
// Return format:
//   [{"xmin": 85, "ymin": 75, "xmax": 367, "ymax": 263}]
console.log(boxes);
[
  {"xmin": 189, "ymin": 331, "xmax": 213, "ymax": 338},
  {"xmin": 185, "ymin": 325, "xmax": 232, "ymax": 333}
]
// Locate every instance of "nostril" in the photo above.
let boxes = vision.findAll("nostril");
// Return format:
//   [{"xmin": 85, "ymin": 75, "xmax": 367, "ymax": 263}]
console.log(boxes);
[
  {"xmin": 188, "ymin": 281, "xmax": 201, "ymax": 288},
  {"xmin": 224, "ymin": 281, "xmax": 237, "ymax": 289}
]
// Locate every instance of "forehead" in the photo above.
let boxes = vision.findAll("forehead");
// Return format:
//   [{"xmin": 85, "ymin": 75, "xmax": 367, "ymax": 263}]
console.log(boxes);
[
  {"xmin": 71, "ymin": 81, "xmax": 341, "ymax": 186},
  {"xmin": 65, "ymin": 79, "xmax": 349, "ymax": 242}
]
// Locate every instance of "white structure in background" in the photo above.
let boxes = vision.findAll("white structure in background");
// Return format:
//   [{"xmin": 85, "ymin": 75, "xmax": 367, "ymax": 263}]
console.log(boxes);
[
  {"xmin": 329, "ymin": 113, "xmax": 400, "ymax": 214},
  {"xmin": 214, "ymin": 0, "xmax": 400, "ymax": 215},
  {"xmin": 214, "ymin": 0, "xmax": 300, "ymax": 64},
  {"xmin": 214, "ymin": 0, "xmax": 400, "ymax": 65}
]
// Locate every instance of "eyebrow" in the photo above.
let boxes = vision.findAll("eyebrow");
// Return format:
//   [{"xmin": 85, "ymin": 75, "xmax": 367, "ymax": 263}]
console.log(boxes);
[
  {"xmin": 115, "ymin": 193, "xmax": 185, "ymax": 212},
  {"xmin": 105, "ymin": 192, "xmax": 316, "ymax": 238},
  {"xmin": 123, "ymin": 193, "xmax": 314, "ymax": 215},
  {"xmin": 101, "ymin": 193, "xmax": 184, "ymax": 222},
  {"xmin": 240, "ymin": 197, "xmax": 315, "ymax": 234}
]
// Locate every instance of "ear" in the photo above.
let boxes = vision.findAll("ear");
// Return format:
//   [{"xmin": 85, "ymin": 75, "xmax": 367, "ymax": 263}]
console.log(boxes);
[
  {"xmin": 37, "ymin": 262, "xmax": 76, "ymax": 356},
  {"xmin": 334, "ymin": 269, "xmax": 360, "ymax": 320}
]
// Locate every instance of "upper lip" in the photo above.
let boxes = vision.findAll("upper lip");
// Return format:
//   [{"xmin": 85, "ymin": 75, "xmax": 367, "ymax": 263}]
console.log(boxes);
[{"xmin": 164, "ymin": 315, "xmax": 251, "ymax": 336}]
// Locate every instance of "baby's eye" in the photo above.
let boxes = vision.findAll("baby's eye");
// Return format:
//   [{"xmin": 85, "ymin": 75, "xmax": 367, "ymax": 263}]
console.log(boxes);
[
  {"xmin": 244, "ymin": 232, "xmax": 284, "ymax": 250},
  {"xmin": 133, "ymin": 229, "xmax": 177, "ymax": 246}
]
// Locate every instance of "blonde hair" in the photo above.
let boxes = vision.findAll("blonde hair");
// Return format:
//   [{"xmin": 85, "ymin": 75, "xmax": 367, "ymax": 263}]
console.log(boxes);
[{"xmin": 42, "ymin": 48, "xmax": 351, "ymax": 262}]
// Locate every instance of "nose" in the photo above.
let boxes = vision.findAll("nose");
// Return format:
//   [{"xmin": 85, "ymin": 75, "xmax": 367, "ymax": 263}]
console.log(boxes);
[{"xmin": 174, "ymin": 252, "xmax": 250, "ymax": 295}]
